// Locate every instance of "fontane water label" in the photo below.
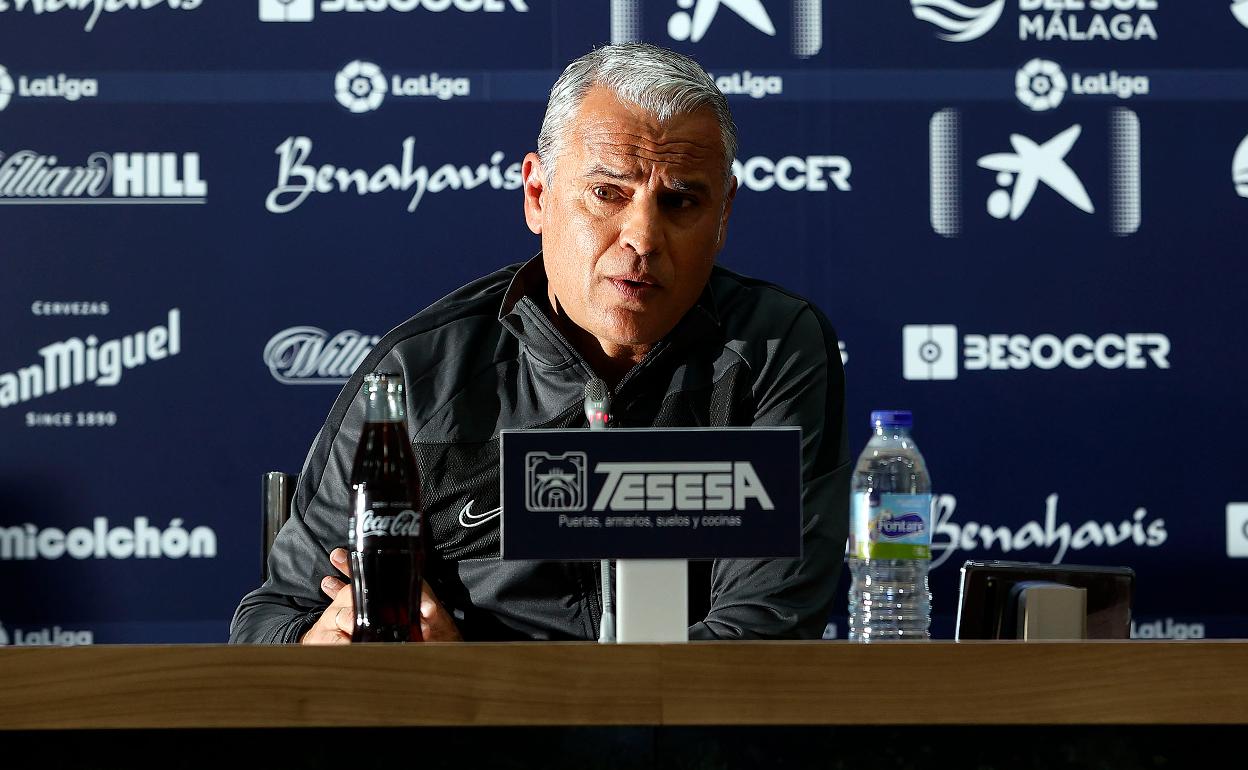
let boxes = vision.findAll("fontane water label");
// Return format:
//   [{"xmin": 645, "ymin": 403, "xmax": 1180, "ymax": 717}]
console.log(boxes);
[{"xmin": 851, "ymin": 493, "xmax": 933, "ymax": 560}]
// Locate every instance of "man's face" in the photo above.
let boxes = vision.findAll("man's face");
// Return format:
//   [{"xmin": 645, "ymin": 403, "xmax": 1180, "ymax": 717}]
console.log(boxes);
[{"xmin": 523, "ymin": 86, "xmax": 735, "ymax": 362}]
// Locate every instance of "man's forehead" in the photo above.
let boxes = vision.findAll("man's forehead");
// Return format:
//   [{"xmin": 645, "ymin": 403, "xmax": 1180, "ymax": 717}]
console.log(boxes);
[{"xmin": 568, "ymin": 87, "xmax": 723, "ymax": 176}]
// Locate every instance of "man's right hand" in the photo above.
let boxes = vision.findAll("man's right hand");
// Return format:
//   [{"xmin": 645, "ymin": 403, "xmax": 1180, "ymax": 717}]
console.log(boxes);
[{"xmin": 300, "ymin": 548, "xmax": 355, "ymax": 645}]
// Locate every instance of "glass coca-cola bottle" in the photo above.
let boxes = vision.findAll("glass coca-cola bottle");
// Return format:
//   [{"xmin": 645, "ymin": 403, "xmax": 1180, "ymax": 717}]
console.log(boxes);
[{"xmin": 348, "ymin": 371, "xmax": 426, "ymax": 643}]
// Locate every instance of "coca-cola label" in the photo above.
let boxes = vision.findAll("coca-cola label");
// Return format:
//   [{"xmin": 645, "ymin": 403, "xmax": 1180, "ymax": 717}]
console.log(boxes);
[{"xmin": 355, "ymin": 507, "xmax": 420, "ymax": 540}]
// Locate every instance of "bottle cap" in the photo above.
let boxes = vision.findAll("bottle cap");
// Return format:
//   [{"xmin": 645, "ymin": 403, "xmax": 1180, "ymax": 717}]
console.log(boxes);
[
  {"xmin": 870, "ymin": 410, "xmax": 913, "ymax": 429},
  {"xmin": 364, "ymin": 371, "xmax": 403, "ymax": 394}
]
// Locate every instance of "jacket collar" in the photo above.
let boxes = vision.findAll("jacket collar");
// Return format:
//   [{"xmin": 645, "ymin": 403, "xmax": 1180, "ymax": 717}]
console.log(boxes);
[{"xmin": 498, "ymin": 253, "xmax": 721, "ymax": 372}]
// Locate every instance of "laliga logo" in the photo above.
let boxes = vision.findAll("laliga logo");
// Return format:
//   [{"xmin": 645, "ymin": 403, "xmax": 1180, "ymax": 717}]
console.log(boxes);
[
  {"xmin": 1016, "ymin": 58, "xmax": 1149, "ymax": 112},
  {"xmin": 1016, "ymin": 58, "xmax": 1067, "ymax": 111},
  {"xmin": 335, "ymin": 60, "xmax": 386, "ymax": 113},
  {"xmin": 1234, "ymin": 134, "xmax": 1248, "ymax": 199},
  {"xmin": 911, "ymin": 0, "xmax": 1004, "ymax": 42},
  {"xmin": 334, "ymin": 61, "xmax": 471, "ymax": 114},
  {"xmin": 0, "ymin": 621, "xmax": 93, "ymax": 647},
  {"xmin": 0, "ymin": 66, "xmax": 12, "ymax": 112},
  {"xmin": 0, "ymin": 63, "xmax": 100, "ymax": 113}
]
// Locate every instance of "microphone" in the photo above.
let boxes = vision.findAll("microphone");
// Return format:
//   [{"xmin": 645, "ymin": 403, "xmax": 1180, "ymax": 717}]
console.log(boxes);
[
  {"xmin": 584, "ymin": 378, "xmax": 610, "ymax": 430},
  {"xmin": 584, "ymin": 378, "xmax": 615, "ymax": 643}
]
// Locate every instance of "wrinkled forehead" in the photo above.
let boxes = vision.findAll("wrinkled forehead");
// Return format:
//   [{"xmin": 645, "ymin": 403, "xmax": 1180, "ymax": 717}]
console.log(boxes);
[{"xmin": 567, "ymin": 87, "xmax": 724, "ymax": 178}]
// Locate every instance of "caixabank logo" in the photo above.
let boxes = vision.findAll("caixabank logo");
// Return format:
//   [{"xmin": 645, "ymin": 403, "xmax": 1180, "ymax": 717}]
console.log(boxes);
[
  {"xmin": 911, "ymin": 0, "xmax": 1158, "ymax": 43},
  {"xmin": 902, "ymin": 324, "xmax": 1171, "ymax": 380},
  {"xmin": 611, "ymin": 0, "xmax": 823, "ymax": 60},
  {"xmin": 260, "ymin": 0, "xmax": 528, "ymax": 23},
  {"xmin": 929, "ymin": 107, "xmax": 1140, "ymax": 237}
]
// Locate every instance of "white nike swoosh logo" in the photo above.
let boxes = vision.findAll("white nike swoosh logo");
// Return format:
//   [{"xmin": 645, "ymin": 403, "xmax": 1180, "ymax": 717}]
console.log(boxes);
[{"xmin": 458, "ymin": 499, "xmax": 502, "ymax": 529}]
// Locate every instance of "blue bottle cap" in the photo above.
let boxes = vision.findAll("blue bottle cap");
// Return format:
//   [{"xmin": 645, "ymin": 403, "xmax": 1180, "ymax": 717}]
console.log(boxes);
[{"xmin": 870, "ymin": 410, "xmax": 913, "ymax": 429}]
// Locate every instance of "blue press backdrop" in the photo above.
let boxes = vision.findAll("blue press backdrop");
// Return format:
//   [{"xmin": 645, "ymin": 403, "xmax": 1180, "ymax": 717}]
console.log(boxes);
[{"xmin": 2, "ymin": 0, "xmax": 1246, "ymax": 644}]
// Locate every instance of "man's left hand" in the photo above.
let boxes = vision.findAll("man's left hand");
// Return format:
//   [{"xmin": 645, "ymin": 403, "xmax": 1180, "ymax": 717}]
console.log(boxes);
[{"xmin": 324, "ymin": 547, "xmax": 463, "ymax": 642}]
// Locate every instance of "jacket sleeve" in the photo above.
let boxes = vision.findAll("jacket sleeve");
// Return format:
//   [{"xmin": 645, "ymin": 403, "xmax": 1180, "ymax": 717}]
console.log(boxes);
[
  {"xmin": 689, "ymin": 305, "xmax": 851, "ymax": 640},
  {"xmin": 228, "ymin": 376, "xmax": 371, "ymax": 644}
]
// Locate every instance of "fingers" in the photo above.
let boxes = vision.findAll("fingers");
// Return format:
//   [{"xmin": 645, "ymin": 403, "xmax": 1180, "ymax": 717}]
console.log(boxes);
[
  {"xmin": 419, "ymin": 580, "xmax": 463, "ymax": 642},
  {"xmin": 330, "ymin": 548, "xmax": 351, "ymax": 577},
  {"xmin": 301, "ymin": 564, "xmax": 356, "ymax": 645},
  {"xmin": 321, "ymin": 575, "xmax": 347, "ymax": 599}
]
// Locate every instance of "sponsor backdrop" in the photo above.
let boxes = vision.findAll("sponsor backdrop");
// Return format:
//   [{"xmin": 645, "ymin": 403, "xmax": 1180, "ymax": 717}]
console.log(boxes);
[{"xmin": 1, "ymin": 0, "xmax": 1245, "ymax": 645}]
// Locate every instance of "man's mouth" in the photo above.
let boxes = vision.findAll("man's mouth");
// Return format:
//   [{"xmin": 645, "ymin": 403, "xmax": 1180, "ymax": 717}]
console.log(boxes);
[{"xmin": 607, "ymin": 276, "xmax": 660, "ymax": 300}]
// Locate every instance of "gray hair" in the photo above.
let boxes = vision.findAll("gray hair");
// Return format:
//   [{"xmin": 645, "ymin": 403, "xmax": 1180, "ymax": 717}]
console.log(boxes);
[{"xmin": 536, "ymin": 42, "xmax": 738, "ymax": 188}]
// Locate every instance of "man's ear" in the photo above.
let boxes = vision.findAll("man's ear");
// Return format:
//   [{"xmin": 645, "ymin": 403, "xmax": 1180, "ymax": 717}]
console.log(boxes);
[
  {"xmin": 522, "ymin": 152, "xmax": 546, "ymax": 235},
  {"xmin": 716, "ymin": 175, "xmax": 737, "ymax": 250}
]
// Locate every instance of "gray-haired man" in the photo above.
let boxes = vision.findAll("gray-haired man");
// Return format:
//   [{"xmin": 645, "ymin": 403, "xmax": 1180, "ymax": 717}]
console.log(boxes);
[{"xmin": 231, "ymin": 43, "xmax": 850, "ymax": 644}]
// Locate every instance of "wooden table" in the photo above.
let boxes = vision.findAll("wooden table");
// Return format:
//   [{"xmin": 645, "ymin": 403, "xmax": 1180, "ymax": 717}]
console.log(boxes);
[{"xmin": 3, "ymin": 640, "xmax": 1246, "ymax": 730}]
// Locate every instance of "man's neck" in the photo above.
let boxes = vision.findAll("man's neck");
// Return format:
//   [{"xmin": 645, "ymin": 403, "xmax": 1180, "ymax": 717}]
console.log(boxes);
[{"xmin": 544, "ymin": 291, "xmax": 650, "ymax": 387}]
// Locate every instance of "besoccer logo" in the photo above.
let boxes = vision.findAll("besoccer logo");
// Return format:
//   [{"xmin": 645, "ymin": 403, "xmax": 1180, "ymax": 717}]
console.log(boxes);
[
  {"xmin": 903, "ymin": 325, "xmax": 958, "ymax": 381},
  {"xmin": 0, "ymin": 66, "xmax": 13, "ymax": 112},
  {"xmin": 526, "ymin": 452, "xmax": 587, "ymax": 512},
  {"xmin": 335, "ymin": 60, "xmax": 386, "ymax": 113},
  {"xmin": 911, "ymin": 0, "xmax": 1004, "ymax": 42},
  {"xmin": 259, "ymin": 0, "xmax": 314, "ymax": 22},
  {"xmin": 1016, "ymin": 58, "xmax": 1067, "ymax": 112}
]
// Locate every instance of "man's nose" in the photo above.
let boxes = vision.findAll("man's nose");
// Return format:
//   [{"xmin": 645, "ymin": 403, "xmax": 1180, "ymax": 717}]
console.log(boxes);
[{"xmin": 618, "ymin": 196, "xmax": 665, "ymax": 258}]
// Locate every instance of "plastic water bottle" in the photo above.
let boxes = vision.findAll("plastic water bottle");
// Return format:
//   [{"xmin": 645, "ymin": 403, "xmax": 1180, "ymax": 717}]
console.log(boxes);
[{"xmin": 848, "ymin": 410, "xmax": 932, "ymax": 641}]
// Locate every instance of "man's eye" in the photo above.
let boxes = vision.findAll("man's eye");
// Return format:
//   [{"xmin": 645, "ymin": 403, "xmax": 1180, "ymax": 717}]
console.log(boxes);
[
  {"xmin": 592, "ymin": 186, "xmax": 620, "ymax": 201},
  {"xmin": 662, "ymin": 194, "xmax": 698, "ymax": 210}
]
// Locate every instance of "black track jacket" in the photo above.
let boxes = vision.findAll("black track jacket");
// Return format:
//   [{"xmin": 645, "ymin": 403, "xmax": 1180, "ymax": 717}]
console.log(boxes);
[{"xmin": 230, "ymin": 255, "xmax": 850, "ymax": 642}]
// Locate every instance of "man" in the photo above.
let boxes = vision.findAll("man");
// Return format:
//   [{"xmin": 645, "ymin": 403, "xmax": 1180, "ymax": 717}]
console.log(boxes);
[{"xmin": 230, "ymin": 42, "xmax": 849, "ymax": 644}]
